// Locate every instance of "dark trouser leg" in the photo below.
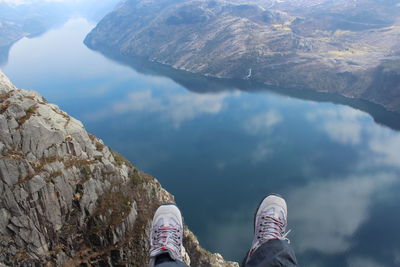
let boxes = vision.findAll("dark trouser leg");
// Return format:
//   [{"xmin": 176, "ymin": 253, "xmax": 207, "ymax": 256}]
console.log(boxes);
[
  {"xmin": 155, "ymin": 262, "xmax": 189, "ymax": 267},
  {"xmin": 243, "ymin": 239, "xmax": 298, "ymax": 267},
  {"xmin": 154, "ymin": 253, "xmax": 190, "ymax": 267}
]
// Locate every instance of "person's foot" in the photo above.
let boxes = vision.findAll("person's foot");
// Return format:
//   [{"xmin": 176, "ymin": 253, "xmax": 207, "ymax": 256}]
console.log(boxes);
[
  {"xmin": 149, "ymin": 204, "xmax": 183, "ymax": 265},
  {"xmin": 249, "ymin": 194, "xmax": 290, "ymax": 256}
]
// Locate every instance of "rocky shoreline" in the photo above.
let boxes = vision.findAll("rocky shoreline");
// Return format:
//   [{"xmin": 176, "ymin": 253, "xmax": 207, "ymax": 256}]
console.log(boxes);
[{"xmin": 84, "ymin": 0, "xmax": 400, "ymax": 113}]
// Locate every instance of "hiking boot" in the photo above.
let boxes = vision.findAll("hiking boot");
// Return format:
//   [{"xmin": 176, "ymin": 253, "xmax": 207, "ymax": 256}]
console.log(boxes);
[
  {"xmin": 149, "ymin": 204, "xmax": 183, "ymax": 266},
  {"xmin": 248, "ymin": 194, "xmax": 290, "ymax": 257}
]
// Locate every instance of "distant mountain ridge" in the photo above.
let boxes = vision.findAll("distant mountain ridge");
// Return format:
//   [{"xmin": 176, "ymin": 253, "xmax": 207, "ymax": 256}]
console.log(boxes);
[
  {"xmin": 0, "ymin": 0, "xmax": 121, "ymax": 65},
  {"xmin": 85, "ymin": 0, "xmax": 400, "ymax": 112},
  {"xmin": 0, "ymin": 1, "xmax": 69, "ymax": 65}
]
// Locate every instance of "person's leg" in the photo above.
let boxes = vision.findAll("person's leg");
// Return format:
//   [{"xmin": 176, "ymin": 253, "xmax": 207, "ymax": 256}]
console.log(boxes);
[
  {"xmin": 149, "ymin": 204, "xmax": 190, "ymax": 267},
  {"xmin": 243, "ymin": 194, "xmax": 298, "ymax": 267},
  {"xmin": 244, "ymin": 239, "xmax": 297, "ymax": 266},
  {"xmin": 153, "ymin": 253, "xmax": 189, "ymax": 267}
]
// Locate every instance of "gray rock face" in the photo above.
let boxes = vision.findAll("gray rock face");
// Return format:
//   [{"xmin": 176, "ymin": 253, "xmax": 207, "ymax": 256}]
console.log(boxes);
[
  {"xmin": 0, "ymin": 71, "xmax": 238, "ymax": 267},
  {"xmin": 85, "ymin": 0, "xmax": 400, "ymax": 112}
]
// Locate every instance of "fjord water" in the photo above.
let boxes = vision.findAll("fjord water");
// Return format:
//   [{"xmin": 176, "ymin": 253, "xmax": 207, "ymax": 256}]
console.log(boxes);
[{"xmin": 3, "ymin": 18, "xmax": 400, "ymax": 266}]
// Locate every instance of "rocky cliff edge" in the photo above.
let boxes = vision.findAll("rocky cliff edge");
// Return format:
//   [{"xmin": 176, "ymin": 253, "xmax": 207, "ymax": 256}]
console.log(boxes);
[{"xmin": 0, "ymin": 71, "xmax": 238, "ymax": 267}]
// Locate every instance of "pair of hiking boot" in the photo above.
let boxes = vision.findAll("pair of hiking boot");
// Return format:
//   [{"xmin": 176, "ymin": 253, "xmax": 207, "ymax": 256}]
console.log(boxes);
[{"xmin": 149, "ymin": 194, "xmax": 290, "ymax": 266}]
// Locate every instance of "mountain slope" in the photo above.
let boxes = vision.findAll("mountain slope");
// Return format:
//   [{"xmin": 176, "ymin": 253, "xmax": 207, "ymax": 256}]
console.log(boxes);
[
  {"xmin": 0, "ymin": 71, "xmax": 237, "ymax": 267},
  {"xmin": 85, "ymin": 0, "xmax": 400, "ymax": 112}
]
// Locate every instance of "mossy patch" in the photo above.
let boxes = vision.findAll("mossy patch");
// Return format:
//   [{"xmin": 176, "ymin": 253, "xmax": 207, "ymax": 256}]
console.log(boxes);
[
  {"xmin": 64, "ymin": 157, "xmax": 96, "ymax": 169},
  {"xmin": 95, "ymin": 142, "xmax": 105, "ymax": 151},
  {"xmin": 93, "ymin": 191, "xmax": 132, "ymax": 230},
  {"xmin": 16, "ymin": 104, "xmax": 39, "ymax": 125},
  {"xmin": 88, "ymin": 133, "xmax": 96, "ymax": 142},
  {"xmin": 24, "ymin": 95, "xmax": 36, "ymax": 100},
  {"xmin": 16, "ymin": 174, "xmax": 35, "ymax": 184},
  {"xmin": 111, "ymin": 150, "xmax": 131, "ymax": 167},
  {"xmin": 52, "ymin": 107, "xmax": 71, "ymax": 127},
  {"xmin": 31, "ymin": 156, "xmax": 58, "ymax": 172},
  {"xmin": 0, "ymin": 92, "xmax": 10, "ymax": 102},
  {"xmin": 46, "ymin": 170, "xmax": 62, "ymax": 182},
  {"xmin": 0, "ymin": 148, "xmax": 24, "ymax": 160},
  {"xmin": 0, "ymin": 100, "xmax": 11, "ymax": 114},
  {"xmin": 78, "ymin": 165, "xmax": 92, "ymax": 184},
  {"xmin": 129, "ymin": 169, "xmax": 143, "ymax": 186}
]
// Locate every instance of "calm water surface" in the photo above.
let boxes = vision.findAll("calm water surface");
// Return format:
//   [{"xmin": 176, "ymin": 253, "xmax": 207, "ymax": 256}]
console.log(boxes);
[{"xmin": 2, "ymin": 18, "xmax": 400, "ymax": 266}]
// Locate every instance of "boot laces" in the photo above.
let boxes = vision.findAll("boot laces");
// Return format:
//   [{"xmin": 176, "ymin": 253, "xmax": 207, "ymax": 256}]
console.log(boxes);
[
  {"xmin": 151, "ymin": 225, "xmax": 182, "ymax": 256},
  {"xmin": 256, "ymin": 212, "xmax": 291, "ymax": 243}
]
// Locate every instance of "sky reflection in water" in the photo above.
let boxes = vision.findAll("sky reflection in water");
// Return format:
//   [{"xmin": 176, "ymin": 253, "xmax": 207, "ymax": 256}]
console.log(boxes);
[{"xmin": 2, "ymin": 18, "xmax": 400, "ymax": 266}]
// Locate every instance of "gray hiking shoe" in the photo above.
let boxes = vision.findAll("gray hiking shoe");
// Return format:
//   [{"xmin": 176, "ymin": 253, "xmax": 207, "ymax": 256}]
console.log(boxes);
[
  {"xmin": 249, "ymin": 194, "xmax": 291, "ymax": 256},
  {"xmin": 149, "ymin": 204, "xmax": 183, "ymax": 266}
]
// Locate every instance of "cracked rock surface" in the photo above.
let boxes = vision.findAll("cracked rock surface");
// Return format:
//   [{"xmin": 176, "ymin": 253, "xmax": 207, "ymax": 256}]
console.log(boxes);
[{"xmin": 0, "ymin": 71, "xmax": 238, "ymax": 267}]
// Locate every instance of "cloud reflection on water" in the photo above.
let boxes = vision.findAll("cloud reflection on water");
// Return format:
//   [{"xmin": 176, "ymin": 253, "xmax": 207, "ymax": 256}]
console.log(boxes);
[
  {"xmin": 367, "ymin": 127, "xmax": 400, "ymax": 168},
  {"xmin": 85, "ymin": 89, "xmax": 239, "ymax": 127},
  {"xmin": 348, "ymin": 257, "xmax": 386, "ymax": 267},
  {"xmin": 288, "ymin": 172, "xmax": 395, "ymax": 255},
  {"xmin": 293, "ymin": 104, "xmax": 400, "ymax": 265},
  {"xmin": 245, "ymin": 110, "xmax": 283, "ymax": 135},
  {"xmin": 250, "ymin": 141, "xmax": 274, "ymax": 164},
  {"xmin": 307, "ymin": 106, "xmax": 400, "ymax": 169},
  {"xmin": 244, "ymin": 109, "xmax": 283, "ymax": 163},
  {"xmin": 307, "ymin": 107, "xmax": 364, "ymax": 145}
]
